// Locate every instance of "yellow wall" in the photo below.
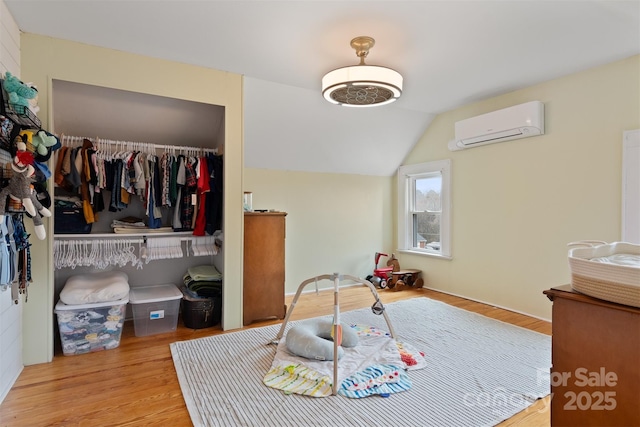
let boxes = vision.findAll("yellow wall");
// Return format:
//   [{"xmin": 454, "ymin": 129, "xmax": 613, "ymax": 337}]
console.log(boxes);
[
  {"xmin": 398, "ymin": 55, "xmax": 640, "ymax": 320},
  {"xmin": 244, "ymin": 168, "xmax": 394, "ymax": 293},
  {"xmin": 21, "ymin": 34, "xmax": 244, "ymax": 364}
]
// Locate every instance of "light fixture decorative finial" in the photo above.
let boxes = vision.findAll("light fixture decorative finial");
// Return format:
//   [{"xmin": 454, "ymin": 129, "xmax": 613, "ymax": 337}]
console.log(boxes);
[
  {"xmin": 322, "ymin": 36, "xmax": 403, "ymax": 107},
  {"xmin": 350, "ymin": 36, "xmax": 374, "ymax": 64}
]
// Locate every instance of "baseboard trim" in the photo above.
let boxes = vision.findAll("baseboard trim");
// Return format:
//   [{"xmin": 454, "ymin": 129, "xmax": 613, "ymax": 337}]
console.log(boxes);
[
  {"xmin": 285, "ymin": 282, "xmax": 552, "ymax": 323},
  {"xmin": 422, "ymin": 286, "xmax": 552, "ymax": 323}
]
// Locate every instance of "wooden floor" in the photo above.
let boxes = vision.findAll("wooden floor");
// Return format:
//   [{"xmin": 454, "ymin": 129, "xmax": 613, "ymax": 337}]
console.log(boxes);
[{"xmin": 0, "ymin": 287, "xmax": 552, "ymax": 427}]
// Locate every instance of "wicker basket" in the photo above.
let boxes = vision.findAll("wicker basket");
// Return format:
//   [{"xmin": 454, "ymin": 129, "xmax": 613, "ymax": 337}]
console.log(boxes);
[{"xmin": 568, "ymin": 241, "xmax": 640, "ymax": 308}]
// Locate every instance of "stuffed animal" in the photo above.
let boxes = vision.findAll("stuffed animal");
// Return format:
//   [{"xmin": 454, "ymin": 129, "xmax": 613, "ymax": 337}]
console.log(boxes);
[
  {"xmin": 26, "ymin": 83, "xmax": 39, "ymax": 115},
  {"xmin": 3, "ymin": 72, "xmax": 38, "ymax": 113},
  {"xmin": 0, "ymin": 140, "xmax": 51, "ymax": 239},
  {"xmin": 30, "ymin": 130, "xmax": 57, "ymax": 156},
  {"xmin": 22, "ymin": 185, "xmax": 51, "ymax": 240}
]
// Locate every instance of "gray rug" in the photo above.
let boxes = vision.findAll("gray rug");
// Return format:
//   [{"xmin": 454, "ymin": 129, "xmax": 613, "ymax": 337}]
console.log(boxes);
[{"xmin": 170, "ymin": 297, "xmax": 551, "ymax": 427}]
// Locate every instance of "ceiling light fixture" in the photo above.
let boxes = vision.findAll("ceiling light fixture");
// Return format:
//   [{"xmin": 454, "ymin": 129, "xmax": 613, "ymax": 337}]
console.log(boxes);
[{"xmin": 322, "ymin": 36, "xmax": 403, "ymax": 107}]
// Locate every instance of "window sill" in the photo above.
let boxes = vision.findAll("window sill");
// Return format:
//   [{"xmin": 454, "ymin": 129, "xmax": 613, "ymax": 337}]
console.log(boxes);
[{"xmin": 398, "ymin": 249, "xmax": 453, "ymax": 260}]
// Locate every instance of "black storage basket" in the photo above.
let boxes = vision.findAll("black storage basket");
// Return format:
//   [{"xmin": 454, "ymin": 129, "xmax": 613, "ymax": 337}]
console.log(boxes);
[
  {"xmin": 54, "ymin": 204, "xmax": 92, "ymax": 234},
  {"xmin": 182, "ymin": 293, "xmax": 221, "ymax": 329},
  {"xmin": 0, "ymin": 78, "xmax": 42, "ymax": 130}
]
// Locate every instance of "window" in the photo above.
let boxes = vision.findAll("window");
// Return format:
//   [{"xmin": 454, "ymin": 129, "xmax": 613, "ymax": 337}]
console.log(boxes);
[{"xmin": 397, "ymin": 159, "xmax": 451, "ymax": 258}]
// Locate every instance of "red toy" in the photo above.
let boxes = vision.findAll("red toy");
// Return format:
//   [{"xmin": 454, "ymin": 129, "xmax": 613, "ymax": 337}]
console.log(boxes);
[
  {"xmin": 365, "ymin": 252, "xmax": 424, "ymax": 291},
  {"xmin": 365, "ymin": 252, "xmax": 394, "ymax": 288}
]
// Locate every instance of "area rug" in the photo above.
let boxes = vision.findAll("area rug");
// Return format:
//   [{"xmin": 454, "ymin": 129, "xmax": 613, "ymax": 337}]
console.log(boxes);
[{"xmin": 170, "ymin": 297, "xmax": 551, "ymax": 427}]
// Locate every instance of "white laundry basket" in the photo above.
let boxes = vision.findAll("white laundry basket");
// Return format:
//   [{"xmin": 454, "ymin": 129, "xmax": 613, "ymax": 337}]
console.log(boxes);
[{"xmin": 568, "ymin": 241, "xmax": 640, "ymax": 308}]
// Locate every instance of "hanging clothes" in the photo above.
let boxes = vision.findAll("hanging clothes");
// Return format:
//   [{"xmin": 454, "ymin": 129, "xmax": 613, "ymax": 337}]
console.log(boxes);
[
  {"xmin": 0, "ymin": 216, "xmax": 13, "ymax": 288},
  {"xmin": 79, "ymin": 139, "xmax": 96, "ymax": 224},
  {"xmin": 179, "ymin": 158, "xmax": 197, "ymax": 231},
  {"xmin": 169, "ymin": 155, "xmax": 178, "ymax": 207},
  {"xmin": 109, "ymin": 159, "xmax": 127, "ymax": 212},
  {"xmin": 205, "ymin": 154, "xmax": 223, "ymax": 235},
  {"xmin": 193, "ymin": 156, "xmax": 210, "ymax": 236},
  {"xmin": 53, "ymin": 145, "xmax": 68, "ymax": 188},
  {"xmin": 10, "ymin": 215, "xmax": 31, "ymax": 302},
  {"xmin": 66, "ymin": 147, "xmax": 81, "ymax": 190},
  {"xmin": 160, "ymin": 152, "xmax": 172, "ymax": 208},
  {"xmin": 54, "ymin": 137, "xmax": 219, "ymax": 232},
  {"xmin": 146, "ymin": 155, "xmax": 162, "ymax": 229},
  {"xmin": 172, "ymin": 155, "xmax": 185, "ymax": 230}
]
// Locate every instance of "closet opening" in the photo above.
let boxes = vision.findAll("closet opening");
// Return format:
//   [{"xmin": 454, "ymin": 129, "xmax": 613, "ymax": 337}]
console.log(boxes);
[{"xmin": 50, "ymin": 79, "xmax": 226, "ymax": 354}]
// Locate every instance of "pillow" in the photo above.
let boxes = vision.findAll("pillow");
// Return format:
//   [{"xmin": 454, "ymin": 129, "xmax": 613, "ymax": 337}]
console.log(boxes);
[
  {"xmin": 60, "ymin": 271, "xmax": 129, "ymax": 305},
  {"xmin": 285, "ymin": 318, "xmax": 358, "ymax": 361}
]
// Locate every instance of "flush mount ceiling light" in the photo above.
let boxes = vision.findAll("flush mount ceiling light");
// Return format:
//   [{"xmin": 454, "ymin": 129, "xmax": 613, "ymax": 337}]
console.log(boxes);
[{"xmin": 322, "ymin": 36, "xmax": 403, "ymax": 107}]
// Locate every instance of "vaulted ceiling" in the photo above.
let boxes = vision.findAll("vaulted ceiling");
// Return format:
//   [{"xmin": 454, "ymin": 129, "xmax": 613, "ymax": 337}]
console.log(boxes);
[{"xmin": 6, "ymin": 1, "xmax": 640, "ymax": 176}]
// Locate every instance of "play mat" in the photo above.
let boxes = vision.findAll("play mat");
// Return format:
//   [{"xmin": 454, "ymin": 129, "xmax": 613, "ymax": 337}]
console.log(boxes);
[
  {"xmin": 264, "ymin": 273, "xmax": 426, "ymax": 398},
  {"xmin": 264, "ymin": 323, "xmax": 425, "ymax": 398}
]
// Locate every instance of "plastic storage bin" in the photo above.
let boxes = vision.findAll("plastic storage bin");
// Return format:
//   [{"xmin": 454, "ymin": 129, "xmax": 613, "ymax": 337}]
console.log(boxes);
[
  {"xmin": 129, "ymin": 284, "xmax": 182, "ymax": 336},
  {"xmin": 181, "ymin": 286, "xmax": 221, "ymax": 329},
  {"xmin": 54, "ymin": 298, "xmax": 128, "ymax": 356}
]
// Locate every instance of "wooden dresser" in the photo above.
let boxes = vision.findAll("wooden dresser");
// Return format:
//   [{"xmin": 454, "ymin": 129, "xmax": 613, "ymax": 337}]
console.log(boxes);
[
  {"xmin": 544, "ymin": 285, "xmax": 640, "ymax": 426},
  {"xmin": 243, "ymin": 212, "xmax": 287, "ymax": 325}
]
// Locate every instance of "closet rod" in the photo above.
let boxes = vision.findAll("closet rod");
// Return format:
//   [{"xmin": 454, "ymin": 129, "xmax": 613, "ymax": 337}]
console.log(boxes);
[
  {"xmin": 55, "ymin": 231, "xmax": 193, "ymax": 239},
  {"xmin": 55, "ymin": 237, "xmax": 197, "ymax": 244},
  {"xmin": 96, "ymin": 137, "xmax": 218, "ymax": 155},
  {"xmin": 60, "ymin": 134, "xmax": 219, "ymax": 155},
  {"xmin": 55, "ymin": 231, "xmax": 222, "ymax": 242},
  {"xmin": 55, "ymin": 234, "xmax": 208, "ymax": 240}
]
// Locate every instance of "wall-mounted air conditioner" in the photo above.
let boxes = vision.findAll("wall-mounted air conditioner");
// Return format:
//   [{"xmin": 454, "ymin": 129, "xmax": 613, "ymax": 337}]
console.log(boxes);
[{"xmin": 448, "ymin": 101, "xmax": 544, "ymax": 151}]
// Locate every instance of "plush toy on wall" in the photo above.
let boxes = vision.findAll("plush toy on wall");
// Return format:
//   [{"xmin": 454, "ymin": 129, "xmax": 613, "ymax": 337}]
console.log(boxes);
[
  {"xmin": 26, "ymin": 83, "xmax": 39, "ymax": 116},
  {"xmin": 25, "ymin": 129, "xmax": 57, "ymax": 157},
  {"xmin": 24, "ymin": 184, "xmax": 51, "ymax": 240},
  {"xmin": 0, "ymin": 140, "xmax": 52, "ymax": 240},
  {"xmin": 3, "ymin": 72, "xmax": 38, "ymax": 113}
]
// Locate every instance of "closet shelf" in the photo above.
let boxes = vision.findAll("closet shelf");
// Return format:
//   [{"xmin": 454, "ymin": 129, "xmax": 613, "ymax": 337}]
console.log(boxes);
[{"xmin": 55, "ymin": 231, "xmax": 197, "ymax": 239}]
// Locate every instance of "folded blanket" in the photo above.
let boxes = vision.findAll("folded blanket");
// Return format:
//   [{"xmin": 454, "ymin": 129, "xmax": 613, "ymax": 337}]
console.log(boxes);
[
  {"xmin": 338, "ymin": 364, "xmax": 411, "ymax": 398},
  {"xmin": 263, "ymin": 364, "xmax": 332, "ymax": 397},
  {"xmin": 187, "ymin": 265, "xmax": 222, "ymax": 282}
]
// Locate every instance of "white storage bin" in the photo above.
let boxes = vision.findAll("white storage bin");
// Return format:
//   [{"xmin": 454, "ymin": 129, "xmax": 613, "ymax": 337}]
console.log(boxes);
[
  {"xmin": 129, "ymin": 284, "xmax": 182, "ymax": 336},
  {"xmin": 55, "ymin": 298, "xmax": 128, "ymax": 356}
]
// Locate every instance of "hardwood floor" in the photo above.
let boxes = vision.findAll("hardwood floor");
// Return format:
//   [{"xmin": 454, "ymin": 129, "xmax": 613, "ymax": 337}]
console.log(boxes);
[{"xmin": 0, "ymin": 287, "xmax": 551, "ymax": 427}]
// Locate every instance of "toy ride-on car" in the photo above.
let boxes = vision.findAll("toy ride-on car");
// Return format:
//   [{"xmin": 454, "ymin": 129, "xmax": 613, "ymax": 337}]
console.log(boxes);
[
  {"xmin": 365, "ymin": 252, "xmax": 394, "ymax": 288},
  {"xmin": 387, "ymin": 269, "xmax": 424, "ymax": 292}
]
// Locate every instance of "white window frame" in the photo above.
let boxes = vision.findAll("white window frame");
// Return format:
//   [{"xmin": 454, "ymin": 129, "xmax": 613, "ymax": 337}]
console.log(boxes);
[{"xmin": 397, "ymin": 159, "xmax": 451, "ymax": 259}]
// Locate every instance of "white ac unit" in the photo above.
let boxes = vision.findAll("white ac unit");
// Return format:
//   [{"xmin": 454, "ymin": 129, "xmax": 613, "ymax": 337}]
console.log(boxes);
[{"xmin": 448, "ymin": 101, "xmax": 544, "ymax": 151}]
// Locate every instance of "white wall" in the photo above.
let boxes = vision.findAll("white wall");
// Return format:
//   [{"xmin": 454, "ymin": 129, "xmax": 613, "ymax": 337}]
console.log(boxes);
[
  {"xmin": 0, "ymin": 0, "xmax": 22, "ymax": 404},
  {"xmin": 244, "ymin": 168, "xmax": 394, "ymax": 293},
  {"xmin": 398, "ymin": 55, "xmax": 640, "ymax": 320}
]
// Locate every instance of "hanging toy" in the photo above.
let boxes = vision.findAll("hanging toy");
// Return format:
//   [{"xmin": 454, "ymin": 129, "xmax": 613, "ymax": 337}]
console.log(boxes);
[
  {"xmin": 0, "ymin": 139, "xmax": 52, "ymax": 239},
  {"xmin": 3, "ymin": 72, "xmax": 38, "ymax": 113}
]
